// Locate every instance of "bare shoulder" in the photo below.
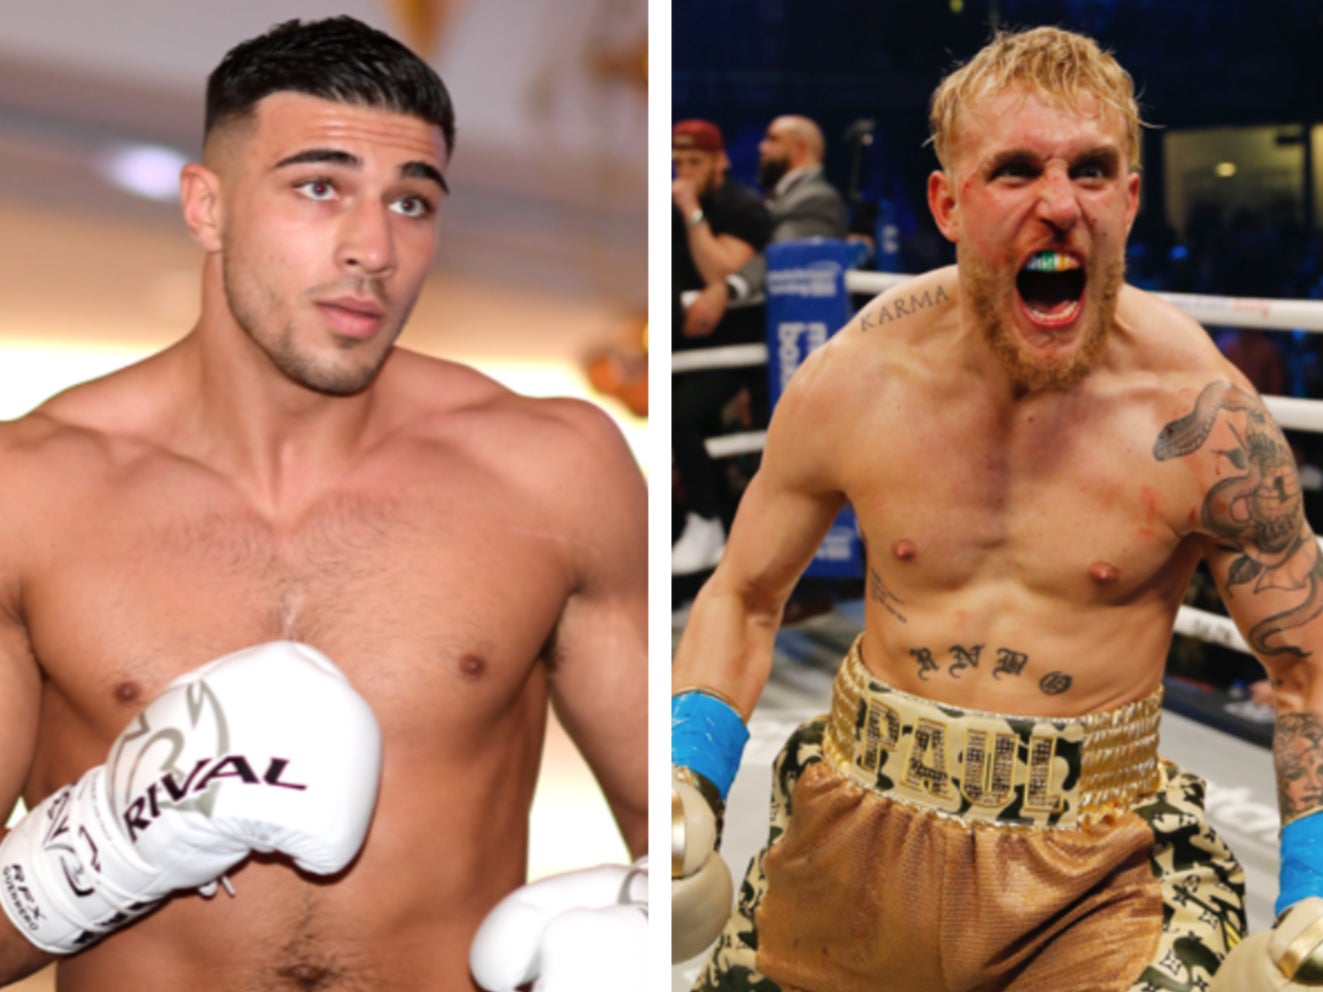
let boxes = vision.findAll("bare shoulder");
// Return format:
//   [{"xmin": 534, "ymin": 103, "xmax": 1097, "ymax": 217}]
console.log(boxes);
[
  {"xmin": 1115, "ymin": 284, "xmax": 1236, "ymax": 377},
  {"xmin": 0, "ymin": 366, "xmax": 151, "ymax": 481},
  {"xmin": 387, "ymin": 350, "xmax": 641, "ymax": 501},
  {"xmin": 821, "ymin": 266, "xmax": 959, "ymax": 382},
  {"xmin": 777, "ymin": 266, "xmax": 958, "ymax": 416},
  {"xmin": 1107, "ymin": 287, "xmax": 1279, "ymax": 515},
  {"xmin": 846, "ymin": 266, "xmax": 958, "ymax": 342},
  {"xmin": 1111, "ymin": 283, "xmax": 1254, "ymax": 412},
  {"xmin": 0, "ymin": 372, "xmax": 151, "ymax": 569}
]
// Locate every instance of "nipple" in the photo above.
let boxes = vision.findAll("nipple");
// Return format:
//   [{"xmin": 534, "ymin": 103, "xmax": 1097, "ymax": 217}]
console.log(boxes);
[
  {"xmin": 458, "ymin": 653, "xmax": 487, "ymax": 680},
  {"xmin": 1088, "ymin": 560, "xmax": 1119, "ymax": 584},
  {"xmin": 114, "ymin": 681, "xmax": 142, "ymax": 705},
  {"xmin": 891, "ymin": 539, "xmax": 917, "ymax": 561}
]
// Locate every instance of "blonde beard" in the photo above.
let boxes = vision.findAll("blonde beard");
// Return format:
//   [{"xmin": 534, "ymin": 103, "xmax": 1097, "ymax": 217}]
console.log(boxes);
[{"xmin": 964, "ymin": 254, "xmax": 1124, "ymax": 392}]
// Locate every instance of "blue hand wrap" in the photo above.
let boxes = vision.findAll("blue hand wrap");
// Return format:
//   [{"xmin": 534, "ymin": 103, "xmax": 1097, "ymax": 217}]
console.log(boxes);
[
  {"xmin": 671, "ymin": 691, "xmax": 749, "ymax": 800},
  {"xmin": 1278, "ymin": 810, "xmax": 1323, "ymax": 916}
]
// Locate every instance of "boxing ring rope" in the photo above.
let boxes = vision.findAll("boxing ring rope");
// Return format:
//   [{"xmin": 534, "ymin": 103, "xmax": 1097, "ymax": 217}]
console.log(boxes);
[{"xmin": 676, "ymin": 272, "xmax": 1323, "ymax": 657}]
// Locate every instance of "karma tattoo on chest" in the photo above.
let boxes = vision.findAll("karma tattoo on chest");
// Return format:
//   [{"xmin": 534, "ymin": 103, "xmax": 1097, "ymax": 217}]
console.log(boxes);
[
  {"xmin": 907, "ymin": 643, "xmax": 1073, "ymax": 695},
  {"xmin": 858, "ymin": 284, "xmax": 950, "ymax": 331}
]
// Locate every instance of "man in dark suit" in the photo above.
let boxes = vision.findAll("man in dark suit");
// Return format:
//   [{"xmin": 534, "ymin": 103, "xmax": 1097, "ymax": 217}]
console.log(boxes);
[{"xmin": 727, "ymin": 115, "xmax": 850, "ymax": 302}]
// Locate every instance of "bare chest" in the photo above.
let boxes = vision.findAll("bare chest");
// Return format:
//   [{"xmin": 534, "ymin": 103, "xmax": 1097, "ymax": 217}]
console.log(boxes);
[
  {"xmin": 846, "ymin": 397, "xmax": 1189, "ymax": 595},
  {"xmin": 23, "ymin": 478, "xmax": 573, "ymax": 734}
]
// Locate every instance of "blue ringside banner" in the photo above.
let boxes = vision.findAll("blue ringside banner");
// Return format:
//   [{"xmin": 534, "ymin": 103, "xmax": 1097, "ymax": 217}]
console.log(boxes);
[{"xmin": 764, "ymin": 239, "xmax": 862, "ymax": 578}]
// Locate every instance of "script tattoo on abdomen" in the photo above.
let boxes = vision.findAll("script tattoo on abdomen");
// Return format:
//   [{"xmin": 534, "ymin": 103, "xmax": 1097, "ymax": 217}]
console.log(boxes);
[
  {"xmin": 1154, "ymin": 380, "xmax": 1323, "ymax": 658},
  {"xmin": 907, "ymin": 643, "xmax": 1065, "ymax": 694}
]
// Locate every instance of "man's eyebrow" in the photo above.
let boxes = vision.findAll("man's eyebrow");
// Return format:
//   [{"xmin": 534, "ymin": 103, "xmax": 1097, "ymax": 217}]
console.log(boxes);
[
  {"xmin": 985, "ymin": 149, "xmax": 1040, "ymax": 172},
  {"xmin": 982, "ymin": 145, "xmax": 1122, "ymax": 174},
  {"xmin": 273, "ymin": 148, "xmax": 362, "ymax": 171},
  {"xmin": 1072, "ymin": 147, "xmax": 1122, "ymax": 170},
  {"xmin": 272, "ymin": 148, "xmax": 449, "ymax": 195},
  {"xmin": 401, "ymin": 160, "xmax": 449, "ymax": 196}
]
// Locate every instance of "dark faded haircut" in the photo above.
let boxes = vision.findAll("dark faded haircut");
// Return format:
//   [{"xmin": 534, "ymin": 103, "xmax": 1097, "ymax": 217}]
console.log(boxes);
[{"xmin": 205, "ymin": 16, "xmax": 456, "ymax": 158}]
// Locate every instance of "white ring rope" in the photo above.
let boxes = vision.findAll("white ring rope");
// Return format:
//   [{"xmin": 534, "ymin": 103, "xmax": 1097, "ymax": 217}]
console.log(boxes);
[
  {"xmin": 677, "ymin": 271, "xmax": 1323, "ymax": 379},
  {"xmin": 1175, "ymin": 605, "xmax": 1250, "ymax": 655},
  {"xmin": 844, "ymin": 272, "xmax": 1323, "ymax": 333},
  {"xmin": 703, "ymin": 431, "xmax": 768, "ymax": 459},
  {"xmin": 672, "ymin": 344, "xmax": 769, "ymax": 373},
  {"xmin": 1262, "ymin": 396, "xmax": 1323, "ymax": 433},
  {"xmin": 681, "ymin": 275, "xmax": 1323, "ymax": 333},
  {"xmin": 680, "ymin": 273, "xmax": 1323, "ymax": 451}
]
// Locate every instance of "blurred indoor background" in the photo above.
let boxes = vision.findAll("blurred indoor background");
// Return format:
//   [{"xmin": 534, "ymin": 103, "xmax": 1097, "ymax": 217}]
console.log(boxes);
[
  {"xmin": 0, "ymin": 6, "xmax": 646, "ymax": 986},
  {"xmin": 675, "ymin": 0, "xmax": 1323, "ymax": 312}
]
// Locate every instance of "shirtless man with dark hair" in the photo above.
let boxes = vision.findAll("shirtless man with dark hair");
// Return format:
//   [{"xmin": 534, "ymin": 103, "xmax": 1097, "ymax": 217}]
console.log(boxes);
[{"xmin": 0, "ymin": 17, "xmax": 645, "ymax": 992}]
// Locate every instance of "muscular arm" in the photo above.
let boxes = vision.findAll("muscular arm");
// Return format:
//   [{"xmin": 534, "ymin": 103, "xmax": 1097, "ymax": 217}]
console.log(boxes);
[
  {"xmin": 686, "ymin": 226, "xmax": 757, "ymax": 288},
  {"xmin": 541, "ymin": 404, "xmax": 647, "ymax": 858},
  {"xmin": 1156, "ymin": 379, "xmax": 1323, "ymax": 824},
  {"xmin": 672, "ymin": 346, "xmax": 847, "ymax": 718},
  {"xmin": 0, "ymin": 592, "xmax": 57, "ymax": 981},
  {"xmin": 672, "ymin": 182, "xmax": 758, "ymax": 286}
]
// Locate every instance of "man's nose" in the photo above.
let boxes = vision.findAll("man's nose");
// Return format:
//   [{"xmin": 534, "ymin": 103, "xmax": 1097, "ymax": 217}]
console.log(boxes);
[
  {"xmin": 1036, "ymin": 169, "xmax": 1081, "ymax": 232},
  {"xmin": 337, "ymin": 200, "xmax": 397, "ymax": 277}
]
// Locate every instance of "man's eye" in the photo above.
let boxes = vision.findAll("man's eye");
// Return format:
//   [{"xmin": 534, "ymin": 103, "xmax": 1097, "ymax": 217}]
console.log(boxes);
[
  {"xmin": 993, "ymin": 162, "xmax": 1034, "ymax": 180},
  {"xmin": 296, "ymin": 179, "xmax": 336, "ymax": 200},
  {"xmin": 392, "ymin": 195, "xmax": 433, "ymax": 218}
]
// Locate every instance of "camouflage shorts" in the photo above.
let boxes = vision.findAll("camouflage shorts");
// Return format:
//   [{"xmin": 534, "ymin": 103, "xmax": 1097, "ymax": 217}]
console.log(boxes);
[{"xmin": 694, "ymin": 714, "xmax": 1245, "ymax": 992}]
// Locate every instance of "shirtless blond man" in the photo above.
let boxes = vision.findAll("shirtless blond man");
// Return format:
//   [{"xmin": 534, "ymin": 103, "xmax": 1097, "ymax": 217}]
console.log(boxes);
[
  {"xmin": 673, "ymin": 27, "xmax": 1323, "ymax": 990},
  {"xmin": 0, "ymin": 17, "xmax": 646, "ymax": 992}
]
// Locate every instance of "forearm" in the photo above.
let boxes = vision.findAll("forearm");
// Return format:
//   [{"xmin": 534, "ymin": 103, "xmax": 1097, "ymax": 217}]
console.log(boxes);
[
  {"xmin": 1273, "ymin": 704, "xmax": 1323, "ymax": 826},
  {"xmin": 672, "ymin": 573, "xmax": 783, "ymax": 720},
  {"xmin": 0, "ymin": 930, "xmax": 53, "ymax": 986},
  {"xmin": 615, "ymin": 805, "xmax": 647, "ymax": 862},
  {"xmin": 0, "ymin": 830, "xmax": 58, "ymax": 984},
  {"xmin": 1263, "ymin": 648, "xmax": 1323, "ymax": 825},
  {"xmin": 686, "ymin": 226, "xmax": 743, "ymax": 287}
]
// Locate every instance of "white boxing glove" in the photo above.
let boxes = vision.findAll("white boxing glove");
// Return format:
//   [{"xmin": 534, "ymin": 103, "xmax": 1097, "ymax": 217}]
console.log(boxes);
[
  {"xmin": 1211, "ymin": 897, "xmax": 1323, "ymax": 990},
  {"xmin": 0, "ymin": 641, "xmax": 381, "ymax": 953},
  {"xmin": 470, "ymin": 859, "xmax": 647, "ymax": 992},
  {"xmin": 672, "ymin": 774, "xmax": 733, "ymax": 963}
]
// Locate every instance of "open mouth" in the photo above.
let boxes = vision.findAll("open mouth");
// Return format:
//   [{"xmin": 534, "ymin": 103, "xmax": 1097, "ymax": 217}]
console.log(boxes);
[{"xmin": 1016, "ymin": 250, "xmax": 1085, "ymax": 327}]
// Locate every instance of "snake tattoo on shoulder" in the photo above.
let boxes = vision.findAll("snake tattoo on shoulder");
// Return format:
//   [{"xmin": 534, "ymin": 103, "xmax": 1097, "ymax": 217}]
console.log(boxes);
[{"xmin": 1154, "ymin": 380, "xmax": 1323, "ymax": 658}]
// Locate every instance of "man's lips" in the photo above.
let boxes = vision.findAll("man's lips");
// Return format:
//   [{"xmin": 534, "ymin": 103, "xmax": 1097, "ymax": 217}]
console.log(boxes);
[
  {"xmin": 1019, "ymin": 294, "xmax": 1082, "ymax": 330},
  {"xmin": 316, "ymin": 297, "xmax": 386, "ymax": 339}
]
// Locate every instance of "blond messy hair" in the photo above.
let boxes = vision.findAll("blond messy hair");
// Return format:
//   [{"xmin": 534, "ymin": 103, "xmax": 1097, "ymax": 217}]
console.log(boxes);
[{"xmin": 928, "ymin": 26, "xmax": 1143, "ymax": 170}]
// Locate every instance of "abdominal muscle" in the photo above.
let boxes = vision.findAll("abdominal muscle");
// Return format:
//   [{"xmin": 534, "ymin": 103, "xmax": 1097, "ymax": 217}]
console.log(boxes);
[{"xmin": 857, "ymin": 580, "xmax": 1180, "ymax": 718}]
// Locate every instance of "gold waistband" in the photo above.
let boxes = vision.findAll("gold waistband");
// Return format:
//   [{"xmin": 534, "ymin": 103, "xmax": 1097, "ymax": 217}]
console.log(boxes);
[{"xmin": 822, "ymin": 636, "xmax": 1163, "ymax": 829}]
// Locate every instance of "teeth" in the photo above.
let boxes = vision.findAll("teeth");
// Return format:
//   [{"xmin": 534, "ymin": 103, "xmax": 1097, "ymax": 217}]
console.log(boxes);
[
  {"xmin": 1026, "ymin": 299, "xmax": 1081, "ymax": 323},
  {"xmin": 1023, "ymin": 251, "xmax": 1081, "ymax": 272}
]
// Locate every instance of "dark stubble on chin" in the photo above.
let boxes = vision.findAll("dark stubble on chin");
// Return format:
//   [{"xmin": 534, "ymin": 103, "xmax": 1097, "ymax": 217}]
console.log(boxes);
[
  {"xmin": 264, "ymin": 333, "xmax": 387, "ymax": 397},
  {"xmin": 964, "ymin": 253, "xmax": 1124, "ymax": 393},
  {"xmin": 223, "ymin": 265, "xmax": 401, "ymax": 397}
]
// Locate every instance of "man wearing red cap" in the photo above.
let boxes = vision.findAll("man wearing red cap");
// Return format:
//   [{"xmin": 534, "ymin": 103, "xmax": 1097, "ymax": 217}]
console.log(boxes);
[
  {"xmin": 672, "ymin": 119, "xmax": 773, "ymax": 573},
  {"xmin": 672, "ymin": 119, "xmax": 771, "ymax": 341}
]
